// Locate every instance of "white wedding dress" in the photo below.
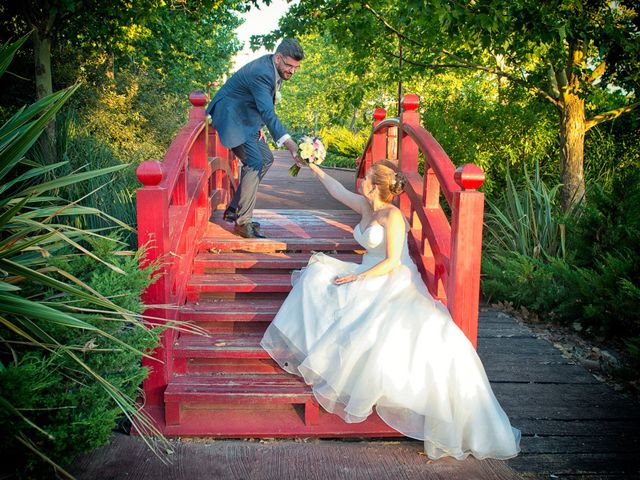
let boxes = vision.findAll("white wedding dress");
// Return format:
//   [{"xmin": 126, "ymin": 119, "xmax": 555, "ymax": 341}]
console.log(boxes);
[{"xmin": 260, "ymin": 222, "xmax": 521, "ymax": 460}]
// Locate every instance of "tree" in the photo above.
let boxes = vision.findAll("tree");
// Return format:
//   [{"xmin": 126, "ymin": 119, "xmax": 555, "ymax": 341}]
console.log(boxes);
[
  {"xmin": 1, "ymin": 0, "xmax": 163, "ymax": 162},
  {"xmin": 260, "ymin": 0, "xmax": 639, "ymax": 210},
  {"xmin": 0, "ymin": 0, "xmax": 249, "ymax": 163}
]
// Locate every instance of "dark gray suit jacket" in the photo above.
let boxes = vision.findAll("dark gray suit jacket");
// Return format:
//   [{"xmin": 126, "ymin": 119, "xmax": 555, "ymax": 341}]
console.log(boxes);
[{"xmin": 206, "ymin": 54, "xmax": 287, "ymax": 149}]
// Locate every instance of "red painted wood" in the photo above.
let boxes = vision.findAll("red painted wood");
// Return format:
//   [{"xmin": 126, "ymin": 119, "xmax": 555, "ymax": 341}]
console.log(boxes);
[
  {"xmin": 194, "ymin": 252, "xmax": 362, "ymax": 273},
  {"xmin": 173, "ymin": 333, "xmax": 270, "ymax": 359},
  {"xmin": 164, "ymin": 374, "xmax": 321, "ymax": 427},
  {"xmin": 200, "ymin": 236, "xmax": 362, "ymax": 254},
  {"xmin": 136, "ymin": 92, "xmax": 226, "ymax": 407},
  {"xmin": 371, "ymin": 107, "xmax": 387, "ymax": 165},
  {"xmin": 161, "ymin": 407, "xmax": 400, "ymax": 438},
  {"xmin": 447, "ymin": 165, "xmax": 485, "ymax": 349},
  {"xmin": 179, "ymin": 299, "xmax": 283, "ymax": 322},
  {"xmin": 163, "ymin": 376, "xmax": 397, "ymax": 435},
  {"xmin": 305, "ymin": 400, "xmax": 320, "ymax": 426},
  {"xmin": 166, "ymin": 374, "xmax": 312, "ymax": 400},
  {"xmin": 185, "ymin": 357, "xmax": 281, "ymax": 374},
  {"xmin": 186, "ymin": 274, "xmax": 292, "ymax": 302}
]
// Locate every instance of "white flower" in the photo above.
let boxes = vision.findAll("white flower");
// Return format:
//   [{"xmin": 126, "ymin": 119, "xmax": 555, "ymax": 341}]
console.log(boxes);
[{"xmin": 299, "ymin": 136, "xmax": 326, "ymax": 165}]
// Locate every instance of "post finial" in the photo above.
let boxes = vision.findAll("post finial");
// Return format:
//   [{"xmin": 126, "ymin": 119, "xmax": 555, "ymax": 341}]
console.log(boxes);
[
  {"xmin": 137, "ymin": 160, "xmax": 164, "ymax": 187},
  {"xmin": 454, "ymin": 164, "xmax": 485, "ymax": 190},
  {"xmin": 373, "ymin": 108, "xmax": 387, "ymax": 121},
  {"xmin": 189, "ymin": 91, "xmax": 207, "ymax": 107},
  {"xmin": 401, "ymin": 93, "xmax": 420, "ymax": 112}
]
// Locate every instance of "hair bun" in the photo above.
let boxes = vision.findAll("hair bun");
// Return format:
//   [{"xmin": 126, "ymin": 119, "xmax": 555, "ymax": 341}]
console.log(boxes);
[{"xmin": 390, "ymin": 171, "xmax": 407, "ymax": 196}]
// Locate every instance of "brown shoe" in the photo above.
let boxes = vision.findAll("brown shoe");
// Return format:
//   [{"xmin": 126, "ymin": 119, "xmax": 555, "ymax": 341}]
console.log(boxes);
[{"xmin": 234, "ymin": 223, "xmax": 266, "ymax": 239}]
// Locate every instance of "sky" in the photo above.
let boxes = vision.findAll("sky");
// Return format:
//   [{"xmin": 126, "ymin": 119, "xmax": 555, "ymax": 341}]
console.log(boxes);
[{"xmin": 233, "ymin": 0, "xmax": 291, "ymax": 70}]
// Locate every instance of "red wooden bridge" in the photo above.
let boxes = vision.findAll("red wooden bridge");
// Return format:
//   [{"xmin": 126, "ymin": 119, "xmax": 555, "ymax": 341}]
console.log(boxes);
[{"xmin": 135, "ymin": 92, "xmax": 486, "ymax": 437}]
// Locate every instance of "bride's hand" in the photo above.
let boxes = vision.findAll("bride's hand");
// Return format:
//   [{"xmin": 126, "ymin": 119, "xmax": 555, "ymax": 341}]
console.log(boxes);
[{"xmin": 334, "ymin": 274, "xmax": 362, "ymax": 285}]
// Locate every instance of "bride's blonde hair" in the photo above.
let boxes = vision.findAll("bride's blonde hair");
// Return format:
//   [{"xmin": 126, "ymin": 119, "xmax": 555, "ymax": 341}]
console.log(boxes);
[{"xmin": 369, "ymin": 160, "xmax": 407, "ymax": 203}]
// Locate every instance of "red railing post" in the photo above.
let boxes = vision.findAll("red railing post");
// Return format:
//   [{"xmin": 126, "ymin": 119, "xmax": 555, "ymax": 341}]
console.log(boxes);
[
  {"xmin": 188, "ymin": 92, "xmax": 208, "ymax": 170},
  {"xmin": 447, "ymin": 164, "xmax": 485, "ymax": 348},
  {"xmin": 398, "ymin": 94, "xmax": 420, "ymax": 217},
  {"xmin": 136, "ymin": 160, "xmax": 171, "ymax": 407},
  {"xmin": 372, "ymin": 108, "xmax": 387, "ymax": 162}
]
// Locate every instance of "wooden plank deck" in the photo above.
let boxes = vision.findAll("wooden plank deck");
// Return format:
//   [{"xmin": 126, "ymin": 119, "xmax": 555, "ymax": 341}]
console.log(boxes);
[{"xmin": 69, "ymin": 152, "xmax": 640, "ymax": 479}]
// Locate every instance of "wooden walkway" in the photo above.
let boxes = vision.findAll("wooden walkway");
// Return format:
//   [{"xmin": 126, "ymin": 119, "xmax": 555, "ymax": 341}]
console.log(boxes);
[{"xmin": 70, "ymin": 152, "xmax": 640, "ymax": 479}]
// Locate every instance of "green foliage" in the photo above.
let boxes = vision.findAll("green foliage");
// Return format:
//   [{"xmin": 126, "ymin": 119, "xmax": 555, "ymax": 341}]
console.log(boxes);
[
  {"xmin": 569, "ymin": 168, "xmax": 640, "ymax": 269},
  {"xmin": 265, "ymin": 0, "xmax": 639, "ymax": 210},
  {"xmin": 484, "ymin": 162, "xmax": 567, "ymax": 259},
  {"xmin": 482, "ymin": 158, "xmax": 640, "ymax": 352},
  {"xmin": 278, "ymin": 33, "xmax": 383, "ymax": 134},
  {"xmin": 119, "ymin": 4, "xmax": 243, "ymax": 94},
  {"xmin": 318, "ymin": 124, "xmax": 368, "ymax": 158},
  {"xmin": 0, "ymin": 36, "xmax": 166, "ymax": 478},
  {"xmin": 482, "ymin": 250, "xmax": 640, "ymax": 339},
  {"xmin": 416, "ymin": 70, "xmax": 558, "ymax": 198},
  {"xmin": 322, "ymin": 152, "xmax": 359, "ymax": 169},
  {"xmin": 261, "ymin": 0, "xmax": 639, "ymax": 101}
]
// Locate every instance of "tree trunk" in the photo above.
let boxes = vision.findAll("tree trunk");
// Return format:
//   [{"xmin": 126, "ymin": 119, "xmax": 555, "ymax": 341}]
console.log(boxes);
[
  {"xmin": 33, "ymin": 29, "xmax": 56, "ymax": 163},
  {"xmin": 559, "ymin": 91, "xmax": 586, "ymax": 211}
]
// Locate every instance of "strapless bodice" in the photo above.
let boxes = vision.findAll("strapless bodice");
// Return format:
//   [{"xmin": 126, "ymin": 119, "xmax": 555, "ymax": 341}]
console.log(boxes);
[{"xmin": 353, "ymin": 223, "xmax": 412, "ymax": 267}]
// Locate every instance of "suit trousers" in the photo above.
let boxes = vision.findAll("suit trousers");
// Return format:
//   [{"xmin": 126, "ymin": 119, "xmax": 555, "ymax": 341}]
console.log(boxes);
[{"xmin": 230, "ymin": 132, "xmax": 274, "ymax": 225}]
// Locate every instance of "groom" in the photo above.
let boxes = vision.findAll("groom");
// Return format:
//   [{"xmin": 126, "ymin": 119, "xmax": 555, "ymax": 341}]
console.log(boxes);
[{"xmin": 206, "ymin": 38, "xmax": 304, "ymax": 238}]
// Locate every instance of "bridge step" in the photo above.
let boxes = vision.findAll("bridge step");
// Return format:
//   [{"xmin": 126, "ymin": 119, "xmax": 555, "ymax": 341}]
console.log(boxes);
[
  {"xmin": 159, "ymin": 210, "xmax": 400, "ymax": 437},
  {"xmin": 200, "ymin": 236, "xmax": 362, "ymax": 253},
  {"xmin": 163, "ymin": 372, "xmax": 400, "ymax": 437},
  {"xmin": 179, "ymin": 299, "xmax": 282, "ymax": 322},
  {"xmin": 186, "ymin": 273, "xmax": 292, "ymax": 301},
  {"xmin": 164, "ymin": 373, "xmax": 320, "ymax": 427},
  {"xmin": 174, "ymin": 333, "xmax": 269, "ymax": 360},
  {"xmin": 193, "ymin": 251, "xmax": 361, "ymax": 273}
]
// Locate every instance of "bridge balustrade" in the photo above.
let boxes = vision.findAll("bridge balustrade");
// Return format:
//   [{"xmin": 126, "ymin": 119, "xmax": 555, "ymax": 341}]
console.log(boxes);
[
  {"xmin": 357, "ymin": 94, "xmax": 485, "ymax": 347},
  {"xmin": 135, "ymin": 91, "xmax": 237, "ymax": 406}
]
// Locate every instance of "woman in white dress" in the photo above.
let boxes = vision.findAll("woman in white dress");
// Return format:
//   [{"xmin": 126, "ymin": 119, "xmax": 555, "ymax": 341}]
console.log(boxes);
[{"xmin": 260, "ymin": 160, "xmax": 521, "ymax": 460}]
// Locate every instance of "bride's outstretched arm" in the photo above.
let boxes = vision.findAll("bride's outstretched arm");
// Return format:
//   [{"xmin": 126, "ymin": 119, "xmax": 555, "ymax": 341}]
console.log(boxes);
[
  {"xmin": 334, "ymin": 208, "xmax": 405, "ymax": 285},
  {"xmin": 308, "ymin": 163, "xmax": 366, "ymax": 213}
]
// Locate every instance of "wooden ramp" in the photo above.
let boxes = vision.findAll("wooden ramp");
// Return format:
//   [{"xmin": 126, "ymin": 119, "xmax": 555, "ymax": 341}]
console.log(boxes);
[{"xmin": 164, "ymin": 208, "xmax": 401, "ymax": 437}]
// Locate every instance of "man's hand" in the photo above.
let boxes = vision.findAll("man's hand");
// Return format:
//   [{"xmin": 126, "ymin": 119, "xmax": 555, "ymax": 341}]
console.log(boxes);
[
  {"xmin": 284, "ymin": 138, "xmax": 298, "ymax": 158},
  {"xmin": 259, "ymin": 129, "xmax": 266, "ymax": 142},
  {"xmin": 283, "ymin": 138, "xmax": 304, "ymax": 169}
]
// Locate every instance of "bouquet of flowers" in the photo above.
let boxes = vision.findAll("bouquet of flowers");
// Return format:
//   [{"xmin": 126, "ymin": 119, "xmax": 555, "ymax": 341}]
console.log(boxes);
[{"xmin": 289, "ymin": 136, "xmax": 326, "ymax": 177}]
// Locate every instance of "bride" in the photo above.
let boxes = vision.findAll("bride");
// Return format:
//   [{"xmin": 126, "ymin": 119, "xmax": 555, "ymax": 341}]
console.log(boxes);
[{"xmin": 260, "ymin": 160, "xmax": 521, "ymax": 460}]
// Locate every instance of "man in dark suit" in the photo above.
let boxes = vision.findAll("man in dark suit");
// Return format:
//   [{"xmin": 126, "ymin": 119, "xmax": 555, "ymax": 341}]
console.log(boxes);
[{"xmin": 207, "ymin": 38, "xmax": 304, "ymax": 238}]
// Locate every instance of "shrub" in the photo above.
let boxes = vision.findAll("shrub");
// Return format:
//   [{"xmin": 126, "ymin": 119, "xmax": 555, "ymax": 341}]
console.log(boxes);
[{"xmin": 318, "ymin": 124, "xmax": 368, "ymax": 158}]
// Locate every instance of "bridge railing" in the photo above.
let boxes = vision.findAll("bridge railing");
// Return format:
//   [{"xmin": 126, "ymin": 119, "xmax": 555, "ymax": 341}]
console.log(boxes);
[
  {"xmin": 356, "ymin": 94, "xmax": 485, "ymax": 347},
  {"xmin": 135, "ymin": 91, "xmax": 237, "ymax": 407}
]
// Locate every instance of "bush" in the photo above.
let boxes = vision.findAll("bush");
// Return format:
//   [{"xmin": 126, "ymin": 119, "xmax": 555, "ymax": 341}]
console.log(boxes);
[
  {"xmin": 0, "ymin": 38, "xmax": 165, "ymax": 477},
  {"xmin": 318, "ymin": 124, "xmax": 368, "ymax": 158},
  {"xmin": 482, "ymin": 252, "xmax": 640, "ymax": 338},
  {"xmin": 482, "ymin": 165, "xmax": 640, "ymax": 350},
  {"xmin": 0, "ymin": 234, "xmax": 160, "ymax": 476},
  {"xmin": 484, "ymin": 162, "xmax": 567, "ymax": 259}
]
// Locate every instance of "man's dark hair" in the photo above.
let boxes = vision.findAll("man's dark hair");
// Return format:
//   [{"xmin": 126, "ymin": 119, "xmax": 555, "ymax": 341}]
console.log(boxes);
[{"xmin": 275, "ymin": 38, "xmax": 304, "ymax": 61}]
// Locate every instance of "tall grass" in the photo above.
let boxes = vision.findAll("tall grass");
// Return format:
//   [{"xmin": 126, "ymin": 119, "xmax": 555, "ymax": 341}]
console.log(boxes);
[{"xmin": 484, "ymin": 162, "xmax": 568, "ymax": 259}]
